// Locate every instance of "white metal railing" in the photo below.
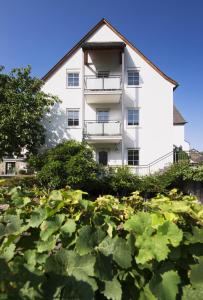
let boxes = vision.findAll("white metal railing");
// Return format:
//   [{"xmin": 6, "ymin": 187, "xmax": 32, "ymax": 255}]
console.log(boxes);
[
  {"xmin": 84, "ymin": 75, "xmax": 121, "ymax": 90},
  {"xmin": 84, "ymin": 121, "xmax": 121, "ymax": 136}
]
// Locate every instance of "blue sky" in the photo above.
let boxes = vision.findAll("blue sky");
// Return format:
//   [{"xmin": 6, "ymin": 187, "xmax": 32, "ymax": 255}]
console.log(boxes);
[{"xmin": 1, "ymin": 0, "xmax": 203, "ymax": 150}]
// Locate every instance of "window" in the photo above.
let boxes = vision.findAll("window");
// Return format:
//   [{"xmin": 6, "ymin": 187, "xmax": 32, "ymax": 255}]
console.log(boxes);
[
  {"xmin": 128, "ymin": 109, "xmax": 139, "ymax": 126},
  {"xmin": 128, "ymin": 149, "xmax": 139, "ymax": 166},
  {"xmin": 97, "ymin": 71, "xmax": 109, "ymax": 78},
  {"xmin": 67, "ymin": 109, "xmax": 79, "ymax": 126},
  {"xmin": 127, "ymin": 70, "xmax": 139, "ymax": 86},
  {"xmin": 98, "ymin": 151, "xmax": 108, "ymax": 166},
  {"xmin": 67, "ymin": 72, "xmax": 79, "ymax": 87},
  {"xmin": 6, "ymin": 162, "xmax": 16, "ymax": 175},
  {"xmin": 97, "ymin": 110, "xmax": 109, "ymax": 123}
]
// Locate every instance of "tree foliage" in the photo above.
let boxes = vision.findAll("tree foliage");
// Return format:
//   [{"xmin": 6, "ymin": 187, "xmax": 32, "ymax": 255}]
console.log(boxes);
[
  {"xmin": 0, "ymin": 65, "xmax": 58, "ymax": 158},
  {"xmin": 0, "ymin": 186, "xmax": 203, "ymax": 299}
]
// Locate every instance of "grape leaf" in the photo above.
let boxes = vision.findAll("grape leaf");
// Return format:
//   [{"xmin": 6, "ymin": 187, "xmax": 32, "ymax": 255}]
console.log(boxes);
[
  {"xmin": 103, "ymin": 277, "xmax": 122, "ymax": 300},
  {"xmin": 149, "ymin": 270, "xmax": 180, "ymax": 300}
]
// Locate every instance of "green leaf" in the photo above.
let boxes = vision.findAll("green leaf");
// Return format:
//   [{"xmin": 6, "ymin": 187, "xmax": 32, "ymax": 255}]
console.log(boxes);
[
  {"xmin": 61, "ymin": 276, "xmax": 94, "ymax": 300},
  {"xmin": 46, "ymin": 249, "xmax": 96, "ymax": 278},
  {"xmin": 103, "ymin": 277, "xmax": 122, "ymax": 300},
  {"xmin": 97, "ymin": 236, "xmax": 116, "ymax": 257},
  {"xmin": 94, "ymin": 252, "xmax": 113, "ymax": 281},
  {"xmin": 139, "ymin": 285, "xmax": 157, "ymax": 300},
  {"xmin": 37, "ymin": 235, "xmax": 57, "ymax": 253},
  {"xmin": 60, "ymin": 219, "xmax": 76, "ymax": 236},
  {"xmin": 113, "ymin": 237, "xmax": 132, "ymax": 269},
  {"xmin": 29, "ymin": 207, "xmax": 47, "ymax": 228},
  {"xmin": 190, "ymin": 256, "xmax": 203, "ymax": 288},
  {"xmin": 186, "ymin": 226, "xmax": 203, "ymax": 244},
  {"xmin": 149, "ymin": 270, "xmax": 180, "ymax": 300},
  {"xmin": 0, "ymin": 223, "xmax": 5, "ymax": 237},
  {"xmin": 182, "ymin": 285, "xmax": 203, "ymax": 300},
  {"xmin": 124, "ymin": 212, "xmax": 152, "ymax": 235},
  {"xmin": 157, "ymin": 221, "xmax": 183, "ymax": 247},
  {"xmin": 76, "ymin": 225, "xmax": 105, "ymax": 255},
  {"xmin": 136, "ymin": 233, "xmax": 170, "ymax": 264},
  {"xmin": 40, "ymin": 214, "xmax": 65, "ymax": 241},
  {"xmin": 4, "ymin": 214, "xmax": 22, "ymax": 235},
  {"xmin": 0, "ymin": 243, "xmax": 15, "ymax": 261}
]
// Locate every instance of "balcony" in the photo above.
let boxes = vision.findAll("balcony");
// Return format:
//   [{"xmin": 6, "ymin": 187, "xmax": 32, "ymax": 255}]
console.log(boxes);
[
  {"xmin": 84, "ymin": 75, "xmax": 122, "ymax": 104},
  {"xmin": 84, "ymin": 121, "xmax": 122, "ymax": 143}
]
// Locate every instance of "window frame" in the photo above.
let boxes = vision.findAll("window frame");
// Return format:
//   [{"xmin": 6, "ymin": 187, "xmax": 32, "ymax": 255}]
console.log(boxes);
[
  {"xmin": 127, "ymin": 69, "xmax": 140, "ymax": 87},
  {"xmin": 66, "ymin": 70, "xmax": 80, "ymax": 88},
  {"xmin": 66, "ymin": 109, "xmax": 80, "ymax": 127},
  {"xmin": 127, "ymin": 108, "xmax": 139, "ymax": 126},
  {"xmin": 127, "ymin": 149, "xmax": 139, "ymax": 166}
]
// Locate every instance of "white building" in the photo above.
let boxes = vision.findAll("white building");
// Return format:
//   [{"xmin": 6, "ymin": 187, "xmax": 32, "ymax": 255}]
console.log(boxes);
[{"xmin": 42, "ymin": 19, "xmax": 189, "ymax": 175}]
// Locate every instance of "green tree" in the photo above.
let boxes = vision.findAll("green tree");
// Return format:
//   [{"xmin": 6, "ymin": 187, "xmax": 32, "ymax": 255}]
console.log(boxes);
[{"xmin": 0, "ymin": 65, "xmax": 58, "ymax": 158}]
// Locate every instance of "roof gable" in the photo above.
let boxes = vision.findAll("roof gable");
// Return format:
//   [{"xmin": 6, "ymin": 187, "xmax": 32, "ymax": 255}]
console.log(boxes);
[{"xmin": 42, "ymin": 18, "xmax": 178, "ymax": 88}]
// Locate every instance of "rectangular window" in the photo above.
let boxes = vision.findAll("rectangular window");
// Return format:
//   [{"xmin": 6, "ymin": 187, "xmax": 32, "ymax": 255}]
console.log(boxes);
[
  {"xmin": 97, "ymin": 110, "xmax": 109, "ymax": 123},
  {"xmin": 128, "ymin": 109, "xmax": 139, "ymax": 126},
  {"xmin": 127, "ymin": 70, "xmax": 139, "ymax": 86},
  {"xmin": 128, "ymin": 149, "xmax": 139, "ymax": 166},
  {"xmin": 67, "ymin": 72, "xmax": 79, "ymax": 87},
  {"xmin": 67, "ymin": 109, "xmax": 79, "ymax": 126}
]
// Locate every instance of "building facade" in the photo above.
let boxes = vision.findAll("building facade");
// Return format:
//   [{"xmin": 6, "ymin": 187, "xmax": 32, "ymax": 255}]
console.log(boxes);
[{"xmin": 0, "ymin": 19, "xmax": 189, "ymax": 176}]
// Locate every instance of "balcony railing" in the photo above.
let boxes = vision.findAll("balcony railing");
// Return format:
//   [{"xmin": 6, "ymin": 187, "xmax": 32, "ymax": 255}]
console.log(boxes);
[
  {"xmin": 84, "ymin": 121, "xmax": 121, "ymax": 136},
  {"xmin": 84, "ymin": 75, "xmax": 122, "ymax": 91}
]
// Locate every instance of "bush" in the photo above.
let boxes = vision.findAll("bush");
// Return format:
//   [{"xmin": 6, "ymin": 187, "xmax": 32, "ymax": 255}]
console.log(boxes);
[
  {"xmin": 29, "ymin": 140, "xmax": 101, "ymax": 191},
  {"xmin": 0, "ymin": 186, "xmax": 203, "ymax": 299},
  {"xmin": 108, "ymin": 166, "xmax": 141, "ymax": 196}
]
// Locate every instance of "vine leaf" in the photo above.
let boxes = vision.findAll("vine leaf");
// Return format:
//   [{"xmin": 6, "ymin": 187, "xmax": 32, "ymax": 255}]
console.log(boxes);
[
  {"xmin": 190, "ymin": 257, "xmax": 203, "ymax": 288},
  {"xmin": 103, "ymin": 277, "xmax": 122, "ymax": 300},
  {"xmin": 149, "ymin": 270, "xmax": 180, "ymax": 300},
  {"xmin": 76, "ymin": 225, "xmax": 105, "ymax": 255},
  {"xmin": 40, "ymin": 214, "xmax": 65, "ymax": 241}
]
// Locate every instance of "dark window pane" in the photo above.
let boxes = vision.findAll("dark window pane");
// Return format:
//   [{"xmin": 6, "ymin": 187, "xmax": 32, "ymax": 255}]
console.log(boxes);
[
  {"xmin": 128, "ymin": 149, "xmax": 139, "ymax": 166},
  {"xmin": 67, "ymin": 110, "xmax": 79, "ymax": 126}
]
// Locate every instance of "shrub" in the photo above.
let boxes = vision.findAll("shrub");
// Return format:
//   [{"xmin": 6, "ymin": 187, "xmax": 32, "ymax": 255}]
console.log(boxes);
[
  {"xmin": 0, "ymin": 186, "xmax": 203, "ymax": 299},
  {"xmin": 108, "ymin": 166, "xmax": 141, "ymax": 196},
  {"xmin": 29, "ymin": 140, "xmax": 101, "ymax": 191}
]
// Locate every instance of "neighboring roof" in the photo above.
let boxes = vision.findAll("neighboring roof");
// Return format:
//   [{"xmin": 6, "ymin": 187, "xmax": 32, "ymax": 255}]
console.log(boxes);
[
  {"xmin": 82, "ymin": 42, "xmax": 126, "ymax": 50},
  {"xmin": 173, "ymin": 105, "xmax": 187, "ymax": 125},
  {"xmin": 42, "ymin": 18, "xmax": 178, "ymax": 88}
]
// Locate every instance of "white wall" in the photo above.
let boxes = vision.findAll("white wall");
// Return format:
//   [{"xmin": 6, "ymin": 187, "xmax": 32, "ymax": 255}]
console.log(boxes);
[
  {"xmin": 42, "ymin": 23, "xmax": 183, "ymax": 173},
  {"xmin": 173, "ymin": 125, "xmax": 190, "ymax": 151}
]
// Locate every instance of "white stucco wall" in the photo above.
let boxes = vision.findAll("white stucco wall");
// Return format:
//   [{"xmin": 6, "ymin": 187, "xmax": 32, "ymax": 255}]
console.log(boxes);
[
  {"xmin": 42, "ymin": 23, "xmax": 184, "ymax": 173},
  {"xmin": 173, "ymin": 125, "xmax": 190, "ymax": 151}
]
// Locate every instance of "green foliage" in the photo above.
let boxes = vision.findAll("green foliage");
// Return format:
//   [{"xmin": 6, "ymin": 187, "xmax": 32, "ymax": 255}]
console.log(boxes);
[
  {"xmin": 1, "ymin": 186, "xmax": 203, "ymax": 299},
  {"xmin": 0, "ymin": 66, "xmax": 59, "ymax": 158},
  {"xmin": 108, "ymin": 166, "xmax": 141, "ymax": 196},
  {"xmin": 29, "ymin": 140, "xmax": 102, "ymax": 191}
]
